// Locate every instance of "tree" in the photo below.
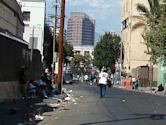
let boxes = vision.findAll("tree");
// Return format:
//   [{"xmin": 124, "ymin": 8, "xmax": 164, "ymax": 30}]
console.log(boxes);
[
  {"xmin": 132, "ymin": 0, "xmax": 166, "ymax": 63},
  {"xmin": 83, "ymin": 54, "xmax": 92, "ymax": 67},
  {"xmin": 93, "ymin": 32, "xmax": 121, "ymax": 73},
  {"xmin": 132, "ymin": 0, "xmax": 161, "ymax": 31},
  {"xmin": 63, "ymin": 41, "xmax": 74, "ymax": 64},
  {"xmin": 144, "ymin": 2, "xmax": 166, "ymax": 63},
  {"xmin": 43, "ymin": 24, "xmax": 73, "ymax": 70},
  {"xmin": 71, "ymin": 54, "xmax": 84, "ymax": 67}
]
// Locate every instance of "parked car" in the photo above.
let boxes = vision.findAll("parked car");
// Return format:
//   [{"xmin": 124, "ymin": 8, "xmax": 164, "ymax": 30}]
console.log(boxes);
[
  {"xmin": 63, "ymin": 73, "xmax": 73, "ymax": 84},
  {"xmin": 72, "ymin": 74, "xmax": 80, "ymax": 81}
]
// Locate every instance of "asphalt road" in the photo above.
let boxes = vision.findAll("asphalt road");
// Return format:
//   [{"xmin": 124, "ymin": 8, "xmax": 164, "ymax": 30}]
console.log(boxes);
[{"xmin": 46, "ymin": 83, "xmax": 166, "ymax": 125}]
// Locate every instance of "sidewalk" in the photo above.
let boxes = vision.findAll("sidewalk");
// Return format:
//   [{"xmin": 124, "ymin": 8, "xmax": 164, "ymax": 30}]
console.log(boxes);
[
  {"xmin": 114, "ymin": 85, "xmax": 166, "ymax": 97},
  {"xmin": 0, "ymin": 92, "xmax": 69, "ymax": 125}
]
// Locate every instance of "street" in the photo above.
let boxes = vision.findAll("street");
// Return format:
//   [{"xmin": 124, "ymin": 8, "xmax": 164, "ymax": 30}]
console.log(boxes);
[{"xmin": 39, "ymin": 83, "xmax": 166, "ymax": 125}]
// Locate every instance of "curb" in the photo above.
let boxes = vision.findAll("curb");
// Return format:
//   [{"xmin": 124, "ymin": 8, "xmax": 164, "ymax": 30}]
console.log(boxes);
[{"xmin": 113, "ymin": 85, "xmax": 166, "ymax": 97}]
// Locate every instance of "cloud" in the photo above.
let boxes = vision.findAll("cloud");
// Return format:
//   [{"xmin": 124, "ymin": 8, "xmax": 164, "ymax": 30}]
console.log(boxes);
[
  {"xmin": 67, "ymin": 0, "xmax": 113, "ymax": 9},
  {"xmin": 46, "ymin": 0, "xmax": 121, "ymax": 33}
]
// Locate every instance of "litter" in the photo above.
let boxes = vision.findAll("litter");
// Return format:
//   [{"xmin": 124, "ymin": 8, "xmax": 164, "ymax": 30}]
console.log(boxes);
[
  {"xmin": 68, "ymin": 90, "xmax": 73, "ymax": 93},
  {"xmin": 122, "ymin": 99, "xmax": 126, "ymax": 102},
  {"xmin": 47, "ymin": 103, "xmax": 60, "ymax": 108},
  {"xmin": 72, "ymin": 99, "xmax": 76, "ymax": 102},
  {"xmin": 35, "ymin": 114, "xmax": 44, "ymax": 121},
  {"xmin": 64, "ymin": 97, "xmax": 71, "ymax": 101}
]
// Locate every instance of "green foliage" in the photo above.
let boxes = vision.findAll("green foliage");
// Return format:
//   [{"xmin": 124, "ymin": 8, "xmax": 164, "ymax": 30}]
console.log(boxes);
[
  {"xmin": 133, "ymin": 0, "xmax": 166, "ymax": 63},
  {"xmin": 132, "ymin": 0, "xmax": 160, "ymax": 31},
  {"xmin": 83, "ymin": 54, "xmax": 92, "ymax": 67},
  {"xmin": 63, "ymin": 41, "xmax": 74, "ymax": 64},
  {"xmin": 71, "ymin": 55, "xmax": 84, "ymax": 67},
  {"xmin": 93, "ymin": 32, "xmax": 121, "ymax": 73},
  {"xmin": 144, "ymin": 3, "xmax": 166, "ymax": 63},
  {"xmin": 71, "ymin": 54, "xmax": 92, "ymax": 68},
  {"xmin": 43, "ymin": 24, "xmax": 74, "ymax": 69}
]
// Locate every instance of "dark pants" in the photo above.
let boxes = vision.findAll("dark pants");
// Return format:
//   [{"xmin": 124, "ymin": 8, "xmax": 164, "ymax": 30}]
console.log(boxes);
[{"xmin": 99, "ymin": 84, "xmax": 106, "ymax": 98}]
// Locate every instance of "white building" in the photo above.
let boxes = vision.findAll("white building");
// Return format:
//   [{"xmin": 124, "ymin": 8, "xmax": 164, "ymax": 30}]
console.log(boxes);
[
  {"xmin": 18, "ymin": 0, "xmax": 46, "ymax": 57},
  {"xmin": 73, "ymin": 45, "xmax": 94, "ymax": 58}
]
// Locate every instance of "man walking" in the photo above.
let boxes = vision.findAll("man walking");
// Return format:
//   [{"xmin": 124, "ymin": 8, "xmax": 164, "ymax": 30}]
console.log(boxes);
[{"xmin": 98, "ymin": 69, "xmax": 108, "ymax": 98}]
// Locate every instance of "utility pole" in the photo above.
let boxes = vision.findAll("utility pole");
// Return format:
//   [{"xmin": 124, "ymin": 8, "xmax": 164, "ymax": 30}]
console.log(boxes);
[
  {"xmin": 119, "ymin": 40, "xmax": 123, "ymax": 84},
  {"xmin": 57, "ymin": 0, "xmax": 65, "ymax": 94},
  {"xmin": 150, "ymin": 63, "xmax": 153, "ymax": 93},
  {"xmin": 52, "ymin": 0, "xmax": 58, "ymax": 85}
]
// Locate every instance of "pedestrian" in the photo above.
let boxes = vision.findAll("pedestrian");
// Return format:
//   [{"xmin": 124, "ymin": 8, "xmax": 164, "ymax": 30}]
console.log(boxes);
[
  {"xmin": 158, "ymin": 84, "xmax": 164, "ymax": 92},
  {"xmin": 98, "ymin": 68, "xmax": 109, "ymax": 98},
  {"xmin": 36, "ymin": 77, "xmax": 48, "ymax": 98},
  {"xmin": 27, "ymin": 80, "xmax": 36, "ymax": 98},
  {"xmin": 19, "ymin": 65, "xmax": 27, "ymax": 99},
  {"xmin": 107, "ymin": 73, "xmax": 112, "ymax": 87},
  {"xmin": 90, "ymin": 74, "xmax": 96, "ymax": 85}
]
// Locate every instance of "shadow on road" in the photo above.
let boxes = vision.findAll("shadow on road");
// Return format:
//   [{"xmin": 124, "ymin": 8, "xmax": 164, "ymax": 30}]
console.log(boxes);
[
  {"xmin": 0, "ymin": 97, "xmax": 56, "ymax": 125},
  {"xmin": 79, "ymin": 114, "xmax": 166, "ymax": 125}
]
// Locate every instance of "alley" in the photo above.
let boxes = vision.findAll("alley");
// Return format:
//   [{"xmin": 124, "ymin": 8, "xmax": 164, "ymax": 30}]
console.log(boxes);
[{"xmin": 39, "ymin": 83, "xmax": 166, "ymax": 125}]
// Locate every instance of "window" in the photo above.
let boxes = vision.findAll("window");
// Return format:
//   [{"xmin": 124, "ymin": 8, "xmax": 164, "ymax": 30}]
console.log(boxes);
[
  {"xmin": 23, "ymin": 11, "xmax": 30, "ymax": 21},
  {"xmin": 122, "ymin": 19, "xmax": 128, "ymax": 30}
]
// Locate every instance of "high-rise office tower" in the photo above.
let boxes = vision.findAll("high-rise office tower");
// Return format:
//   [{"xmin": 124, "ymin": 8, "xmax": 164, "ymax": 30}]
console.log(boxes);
[{"xmin": 67, "ymin": 12, "xmax": 95, "ymax": 46}]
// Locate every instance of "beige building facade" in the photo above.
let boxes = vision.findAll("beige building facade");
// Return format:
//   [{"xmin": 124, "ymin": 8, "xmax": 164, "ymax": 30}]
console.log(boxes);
[
  {"xmin": 121, "ymin": 0, "xmax": 151, "ymax": 73},
  {"xmin": 0, "ymin": 0, "xmax": 24, "ymax": 38}
]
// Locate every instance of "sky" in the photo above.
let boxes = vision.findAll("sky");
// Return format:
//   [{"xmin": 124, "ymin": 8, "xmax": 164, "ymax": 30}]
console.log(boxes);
[{"xmin": 46, "ymin": 0, "xmax": 121, "ymax": 35}]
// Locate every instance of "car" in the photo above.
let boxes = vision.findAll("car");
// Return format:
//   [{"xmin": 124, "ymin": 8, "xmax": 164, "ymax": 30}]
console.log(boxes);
[
  {"xmin": 72, "ymin": 74, "xmax": 80, "ymax": 83},
  {"xmin": 63, "ymin": 73, "xmax": 73, "ymax": 84}
]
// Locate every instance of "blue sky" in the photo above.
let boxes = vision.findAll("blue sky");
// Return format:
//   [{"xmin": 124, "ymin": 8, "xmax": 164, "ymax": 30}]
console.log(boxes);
[{"xmin": 46, "ymin": 0, "xmax": 121, "ymax": 34}]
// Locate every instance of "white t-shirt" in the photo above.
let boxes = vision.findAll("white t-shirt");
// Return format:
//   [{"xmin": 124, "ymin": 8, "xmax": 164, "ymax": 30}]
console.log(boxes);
[{"xmin": 98, "ymin": 71, "xmax": 108, "ymax": 85}]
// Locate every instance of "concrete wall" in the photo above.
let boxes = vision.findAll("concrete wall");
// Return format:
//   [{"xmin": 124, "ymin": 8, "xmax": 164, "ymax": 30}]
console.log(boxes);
[
  {"xmin": 0, "ymin": 33, "xmax": 42, "ymax": 101},
  {"xmin": 0, "ymin": 81, "xmax": 21, "ymax": 101},
  {"xmin": 0, "ymin": 0, "xmax": 24, "ymax": 38}
]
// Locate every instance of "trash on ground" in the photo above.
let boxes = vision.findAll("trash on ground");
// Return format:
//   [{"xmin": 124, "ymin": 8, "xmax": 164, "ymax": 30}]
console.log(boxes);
[
  {"xmin": 64, "ymin": 97, "xmax": 71, "ymax": 101},
  {"xmin": 62, "ymin": 88, "xmax": 67, "ymax": 93},
  {"xmin": 68, "ymin": 90, "xmax": 73, "ymax": 93},
  {"xmin": 47, "ymin": 103, "xmax": 60, "ymax": 108},
  {"xmin": 122, "ymin": 99, "xmax": 126, "ymax": 102},
  {"xmin": 35, "ymin": 114, "xmax": 44, "ymax": 121},
  {"xmin": 72, "ymin": 99, "xmax": 76, "ymax": 102}
]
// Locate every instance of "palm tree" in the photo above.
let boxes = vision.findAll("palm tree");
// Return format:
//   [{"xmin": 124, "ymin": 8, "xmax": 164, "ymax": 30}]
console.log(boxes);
[{"xmin": 132, "ymin": 0, "xmax": 161, "ymax": 31}]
